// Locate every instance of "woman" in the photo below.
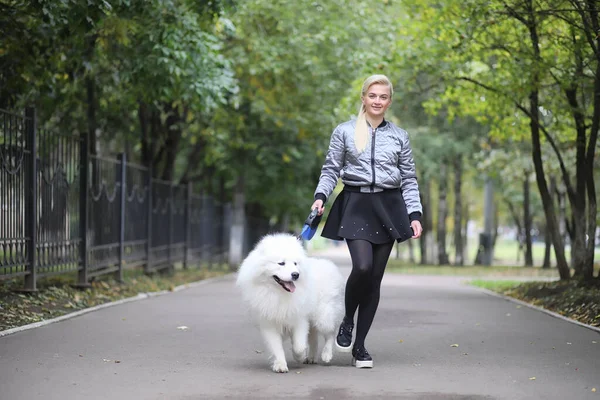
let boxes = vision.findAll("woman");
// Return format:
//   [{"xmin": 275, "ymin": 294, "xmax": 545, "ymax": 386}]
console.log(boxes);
[{"xmin": 310, "ymin": 74, "xmax": 423, "ymax": 369}]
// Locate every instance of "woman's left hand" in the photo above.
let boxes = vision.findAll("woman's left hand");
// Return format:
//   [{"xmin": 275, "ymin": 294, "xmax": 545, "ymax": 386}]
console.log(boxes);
[{"xmin": 410, "ymin": 220, "xmax": 423, "ymax": 239}]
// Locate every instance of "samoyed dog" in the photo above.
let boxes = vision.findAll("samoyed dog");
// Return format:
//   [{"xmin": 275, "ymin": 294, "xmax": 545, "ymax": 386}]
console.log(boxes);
[{"xmin": 236, "ymin": 233, "xmax": 345, "ymax": 373}]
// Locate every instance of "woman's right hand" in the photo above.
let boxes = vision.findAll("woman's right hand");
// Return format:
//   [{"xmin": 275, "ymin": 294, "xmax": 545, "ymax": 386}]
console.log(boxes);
[{"xmin": 311, "ymin": 199, "xmax": 324, "ymax": 216}]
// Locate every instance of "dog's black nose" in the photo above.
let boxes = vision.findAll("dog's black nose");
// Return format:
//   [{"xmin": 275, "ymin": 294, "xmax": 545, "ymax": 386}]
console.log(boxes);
[{"xmin": 291, "ymin": 272, "xmax": 299, "ymax": 281}]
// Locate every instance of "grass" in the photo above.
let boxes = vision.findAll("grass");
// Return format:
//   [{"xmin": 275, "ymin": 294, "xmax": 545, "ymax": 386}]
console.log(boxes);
[
  {"xmin": 388, "ymin": 237, "xmax": 600, "ymax": 268},
  {"xmin": 468, "ymin": 279, "xmax": 522, "ymax": 290},
  {"xmin": 469, "ymin": 278, "xmax": 600, "ymax": 328},
  {"xmin": 0, "ymin": 263, "xmax": 230, "ymax": 332},
  {"xmin": 386, "ymin": 261, "xmax": 561, "ymax": 278}
]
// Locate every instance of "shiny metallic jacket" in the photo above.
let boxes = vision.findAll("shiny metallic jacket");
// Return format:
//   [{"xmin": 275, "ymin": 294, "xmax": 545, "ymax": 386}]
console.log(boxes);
[{"xmin": 314, "ymin": 119, "xmax": 423, "ymax": 215}]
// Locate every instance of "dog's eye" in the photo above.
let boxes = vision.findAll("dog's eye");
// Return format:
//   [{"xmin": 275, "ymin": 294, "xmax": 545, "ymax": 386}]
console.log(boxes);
[
  {"xmin": 294, "ymin": 262, "xmax": 297, "ymax": 266},
  {"xmin": 278, "ymin": 261, "xmax": 285, "ymax": 266}
]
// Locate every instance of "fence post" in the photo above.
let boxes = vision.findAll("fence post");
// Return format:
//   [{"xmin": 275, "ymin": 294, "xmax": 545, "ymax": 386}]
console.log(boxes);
[
  {"xmin": 24, "ymin": 107, "xmax": 37, "ymax": 291},
  {"xmin": 117, "ymin": 153, "xmax": 126, "ymax": 282},
  {"xmin": 77, "ymin": 123, "xmax": 90, "ymax": 287},
  {"xmin": 145, "ymin": 166, "xmax": 153, "ymax": 274},
  {"xmin": 168, "ymin": 182, "xmax": 173, "ymax": 269},
  {"xmin": 183, "ymin": 182, "xmax": 192, "ymax": 269}
]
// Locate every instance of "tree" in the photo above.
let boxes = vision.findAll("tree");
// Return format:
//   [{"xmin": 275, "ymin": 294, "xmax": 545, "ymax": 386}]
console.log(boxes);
[{"xmin": 394, "ymin": 0, "xmax": 598, "ymax": 279}]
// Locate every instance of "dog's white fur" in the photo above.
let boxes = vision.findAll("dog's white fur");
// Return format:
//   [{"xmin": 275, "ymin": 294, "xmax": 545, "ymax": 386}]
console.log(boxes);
[{"xmin": 236, "ymin": 233, "xmax": 345, "ymax": 373}]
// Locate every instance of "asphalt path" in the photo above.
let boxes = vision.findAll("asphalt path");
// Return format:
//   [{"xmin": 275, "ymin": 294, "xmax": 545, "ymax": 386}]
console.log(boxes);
[{"xmin": 1, "ymin": 246, "xmax": 598, "ymax": 400}]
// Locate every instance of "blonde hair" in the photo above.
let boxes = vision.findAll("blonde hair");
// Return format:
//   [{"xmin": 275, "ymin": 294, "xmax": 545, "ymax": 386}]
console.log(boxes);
[{"xmin": 355, "ymin": 74, "xmax": 394, "ymax": 152}]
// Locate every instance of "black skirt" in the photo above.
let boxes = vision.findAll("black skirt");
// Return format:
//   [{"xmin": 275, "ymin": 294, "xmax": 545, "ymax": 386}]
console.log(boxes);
[{"xmin": 321, "ymin": 186, "xmax": 414, "ymax": 244}]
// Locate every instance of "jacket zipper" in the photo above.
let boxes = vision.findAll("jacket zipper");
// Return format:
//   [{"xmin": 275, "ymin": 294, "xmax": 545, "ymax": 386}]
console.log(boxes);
[{"xmin": 370, "ymin": 127, "xmax": 376, "ymax": 192}]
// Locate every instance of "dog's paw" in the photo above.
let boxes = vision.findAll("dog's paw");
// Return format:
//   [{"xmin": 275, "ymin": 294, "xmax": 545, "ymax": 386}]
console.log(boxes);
[
  {"xmin": 272, "ymin": 360, "xmax": 289, "ymax": 373},
  {"xmin": 320, "ymin": 350, "xmax": 333, "ymax": 364},
  {"xmin": 303, "ymin": 357, "xmax": 317, "ymax": 364},
  {"xmin": 292, "ymin": 348, "xmax": 307, "ymax": 363}
]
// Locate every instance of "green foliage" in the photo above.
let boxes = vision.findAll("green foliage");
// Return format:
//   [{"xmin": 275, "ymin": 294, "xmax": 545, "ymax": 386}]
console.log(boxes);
[{"xmin": 3, "ymin": 0, "xmax": 598, "ymax": 241}]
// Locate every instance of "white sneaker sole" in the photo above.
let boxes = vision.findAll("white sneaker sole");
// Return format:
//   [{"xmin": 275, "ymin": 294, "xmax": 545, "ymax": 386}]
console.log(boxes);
[
  {"xmin": 352, "ymin": 358, "xmax": 373, "ymax": 368},
  {"xmin": 335, "ymin": 341, "xmax": 353, "ymax": 353}
]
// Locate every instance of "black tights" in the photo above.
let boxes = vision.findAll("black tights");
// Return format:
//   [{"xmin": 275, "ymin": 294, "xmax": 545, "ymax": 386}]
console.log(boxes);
[{"xmin": 345, "ymin": 239, "xmax": 395, "ymax": 351}]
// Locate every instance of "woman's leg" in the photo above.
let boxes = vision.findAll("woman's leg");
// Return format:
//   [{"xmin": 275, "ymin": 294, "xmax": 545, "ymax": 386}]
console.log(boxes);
[
  {"xmin": 344, "ymin": 239, "xmax": 375, "ymax": 321},
  {"xmin": 353, "ymin": 240, "xmax": 395, "ymax": 351},
  {"xmin": 336, "ymin": 239, "xmax": 374, "ymax": 351}
]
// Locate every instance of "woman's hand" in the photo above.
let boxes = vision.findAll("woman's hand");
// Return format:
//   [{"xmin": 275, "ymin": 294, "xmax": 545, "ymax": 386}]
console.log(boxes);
[
  {"xmin": 410, "ymin": 220, "xmax": 423, "ymax": 239},
  {"xmin": 311, "ymin": 199, "xmax": 324, "ymax": 216}
]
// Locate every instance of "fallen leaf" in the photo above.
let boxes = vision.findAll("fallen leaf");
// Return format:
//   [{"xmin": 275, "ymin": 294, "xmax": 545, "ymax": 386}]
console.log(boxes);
[
  {"xmin": 463, "ymin": 353, "xmax": 468, "ymax": 356},
  {"xmin": 398, "ymin": 339, "xmax": 404, "ymax": 343},
  {"xmin": 592, "ymin": 341, "xmax": 597, "ymax": 344},
  {"xmin": 529, "ymin": 377, "xmax": 536, "ymax": 380},
  {"xmin": 475, "ymin": 323, "xmax": 481, "ymax": 326},
  {"xmin": 79, "ymin": 355, "xmax": 83, "ymax": 357},
  {"xmin": 567, "ymin": 342, "xmax": 572, "ymax": 345},
  {"xmin": 296, "ymin": 371, "xmax": 302, "ymax": 374},
  {"xmin": 177, "ymin": 326, "xmax": 189, "ymax": 331},
  {"xmin": 254, "ymin": 350, "xmax": 263, "ymax": 354},
  {"xmin": 516, "ymin": 305, "xmax": 522, "ymax": 309},
  {"xmin": 592, "ymin": 388, "xmax": 596, "ymax": 392},
  {"xmin": 103, "ymin": 359, "xmax": 111, "ymax": 362},
  {"xmin": 115, "ymin": 360, "xmax": 121, "ymax": 364},
  {"xmin": 451, "ymin": 344, "xmax": 459, "ymax": 347}
]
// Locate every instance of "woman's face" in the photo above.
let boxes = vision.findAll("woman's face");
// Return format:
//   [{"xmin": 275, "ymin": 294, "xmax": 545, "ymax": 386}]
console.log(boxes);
[{"xmin": 362, "ymin": 83, "xmax": 392, "ymax": 120}]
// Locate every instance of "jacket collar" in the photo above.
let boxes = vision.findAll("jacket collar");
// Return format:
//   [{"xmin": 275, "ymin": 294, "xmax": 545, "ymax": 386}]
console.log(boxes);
[{"xmin": 367, "ymin": 119, "xmax": 388, "ymax": 129}]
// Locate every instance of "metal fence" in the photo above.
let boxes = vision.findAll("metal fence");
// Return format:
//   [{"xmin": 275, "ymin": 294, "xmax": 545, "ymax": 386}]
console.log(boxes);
[{"xmin": 0, "ymin": 108, "xmax": 231, "ymax": 291}]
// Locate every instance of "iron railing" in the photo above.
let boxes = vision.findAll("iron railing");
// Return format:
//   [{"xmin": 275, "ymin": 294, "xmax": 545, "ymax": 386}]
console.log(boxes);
[{"xmin": 0, "ymin": 108, "xmax": 232, "ymax": 290}]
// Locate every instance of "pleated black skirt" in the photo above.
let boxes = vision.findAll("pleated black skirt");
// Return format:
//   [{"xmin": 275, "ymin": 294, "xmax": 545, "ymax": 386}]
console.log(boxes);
[{"xmin": 321, "ymin": 186, "xmax": 414, "ymax": 244}]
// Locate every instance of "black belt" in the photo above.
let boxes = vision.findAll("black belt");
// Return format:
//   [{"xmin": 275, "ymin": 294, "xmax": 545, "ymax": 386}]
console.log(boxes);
[{"xmin": 343, "ymin": 185, "xmax": 400, "ymax": 193}]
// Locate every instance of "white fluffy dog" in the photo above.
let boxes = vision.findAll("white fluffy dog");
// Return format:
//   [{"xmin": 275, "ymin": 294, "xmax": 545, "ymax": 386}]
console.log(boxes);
[{"xmin": 236, "ymin": 233, "xmax": 345, "ymax": 373}]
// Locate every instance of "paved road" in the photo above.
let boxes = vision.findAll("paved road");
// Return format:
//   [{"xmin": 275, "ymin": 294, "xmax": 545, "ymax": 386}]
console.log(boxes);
[{"xmin": 0, "ymin": 247, "xmax": 599, "ymax": 400}]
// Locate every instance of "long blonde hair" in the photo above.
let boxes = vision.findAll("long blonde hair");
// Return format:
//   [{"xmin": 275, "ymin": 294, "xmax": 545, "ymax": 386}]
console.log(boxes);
[{"xmin": 354, "ymin": 74, "xmax": 394, "ymax": 152}]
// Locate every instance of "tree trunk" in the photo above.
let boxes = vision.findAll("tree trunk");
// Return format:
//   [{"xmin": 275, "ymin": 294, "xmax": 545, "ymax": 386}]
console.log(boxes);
[
  {"xmin": 407, "ymin": 238, "xmax": 415, "ymax": 264},
  {"xmin": 160, "ymin": 105, "xmax": 183, "ymax": 182},
  {"xmin": 523, "ymin": 172, "xmax": 533, "ymax": 266},
  {"xmin": 463, "ymin": 201, "xmax": 469, "ymax": 264},
  {"xmin": 453, "ymin": 156, "xmax": 464, "ymax": 266},
  {"xmin": 542, "ymin": 221, "xmax": 552, "ymax": 269},
  {"xmin": 583, "ymin": 0, "xmax": 599, "ymax": 280},
  {"xmin": 475, "ymin": 177, "xmax": 494, "ymax": 266},
  {"xmin": 565, "ymin": 87, "xmax": 588, "ymax": 278},
  {"xmin": 420, "ymin": 180, "xmax": 433, "ymax": 265},
  {"xmin": 525, "ymin": 4, "xmax": 570, "ymax": 280},
  {"xmin": 139, "ymin": 101, "xmax": 152, "ymax": 168},
  {"xmin": 505, "ymin": 198, "xmax": 524, "ymax": 265},
  {"xmin": 228, "ymin": 174, "xmax": 246, "ymax": 268},
  {"xmin": 437, "ymin": 163, "xmax": 449, "ymax": 265}
]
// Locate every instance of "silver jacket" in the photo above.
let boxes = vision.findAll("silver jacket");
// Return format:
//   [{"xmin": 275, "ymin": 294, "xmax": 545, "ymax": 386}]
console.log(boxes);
[{"xmin": 314, "ymin": 119, "xmax": 423, "ymax": 215}]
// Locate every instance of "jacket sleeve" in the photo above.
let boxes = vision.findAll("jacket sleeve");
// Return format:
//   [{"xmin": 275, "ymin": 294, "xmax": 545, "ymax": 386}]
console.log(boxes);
[
  {"xmin": 314, "ymin": 126, "xmax": 345, "ymax": 202},
  {"xmin": 399, "ymin": 131, "xmax": 423, "ymax": 215}
]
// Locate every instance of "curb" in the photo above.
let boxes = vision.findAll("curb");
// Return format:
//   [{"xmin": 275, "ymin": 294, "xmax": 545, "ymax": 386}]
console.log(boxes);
[
  {"xmin": 473, "ymin": 286, "xmax": 600, "ymax": 334},
  {"xmin": 0, "ymin": 272, "xmax": 236, "ymax": 338}
]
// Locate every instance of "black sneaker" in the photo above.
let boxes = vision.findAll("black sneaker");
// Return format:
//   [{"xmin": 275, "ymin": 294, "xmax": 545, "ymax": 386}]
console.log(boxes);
[
  {"xmin": 335, "ymin": 317, "xmax": 354, "ymax": 352},
  {"xmin": 352, "ymin": 346, "xmax": 373, "ymax": 368}
]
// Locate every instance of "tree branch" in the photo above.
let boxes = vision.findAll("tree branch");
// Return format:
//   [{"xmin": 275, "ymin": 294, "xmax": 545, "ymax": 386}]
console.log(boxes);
[{"xmin": 456, "ymin": 76, "xmax": 576, "ymax": 203}]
